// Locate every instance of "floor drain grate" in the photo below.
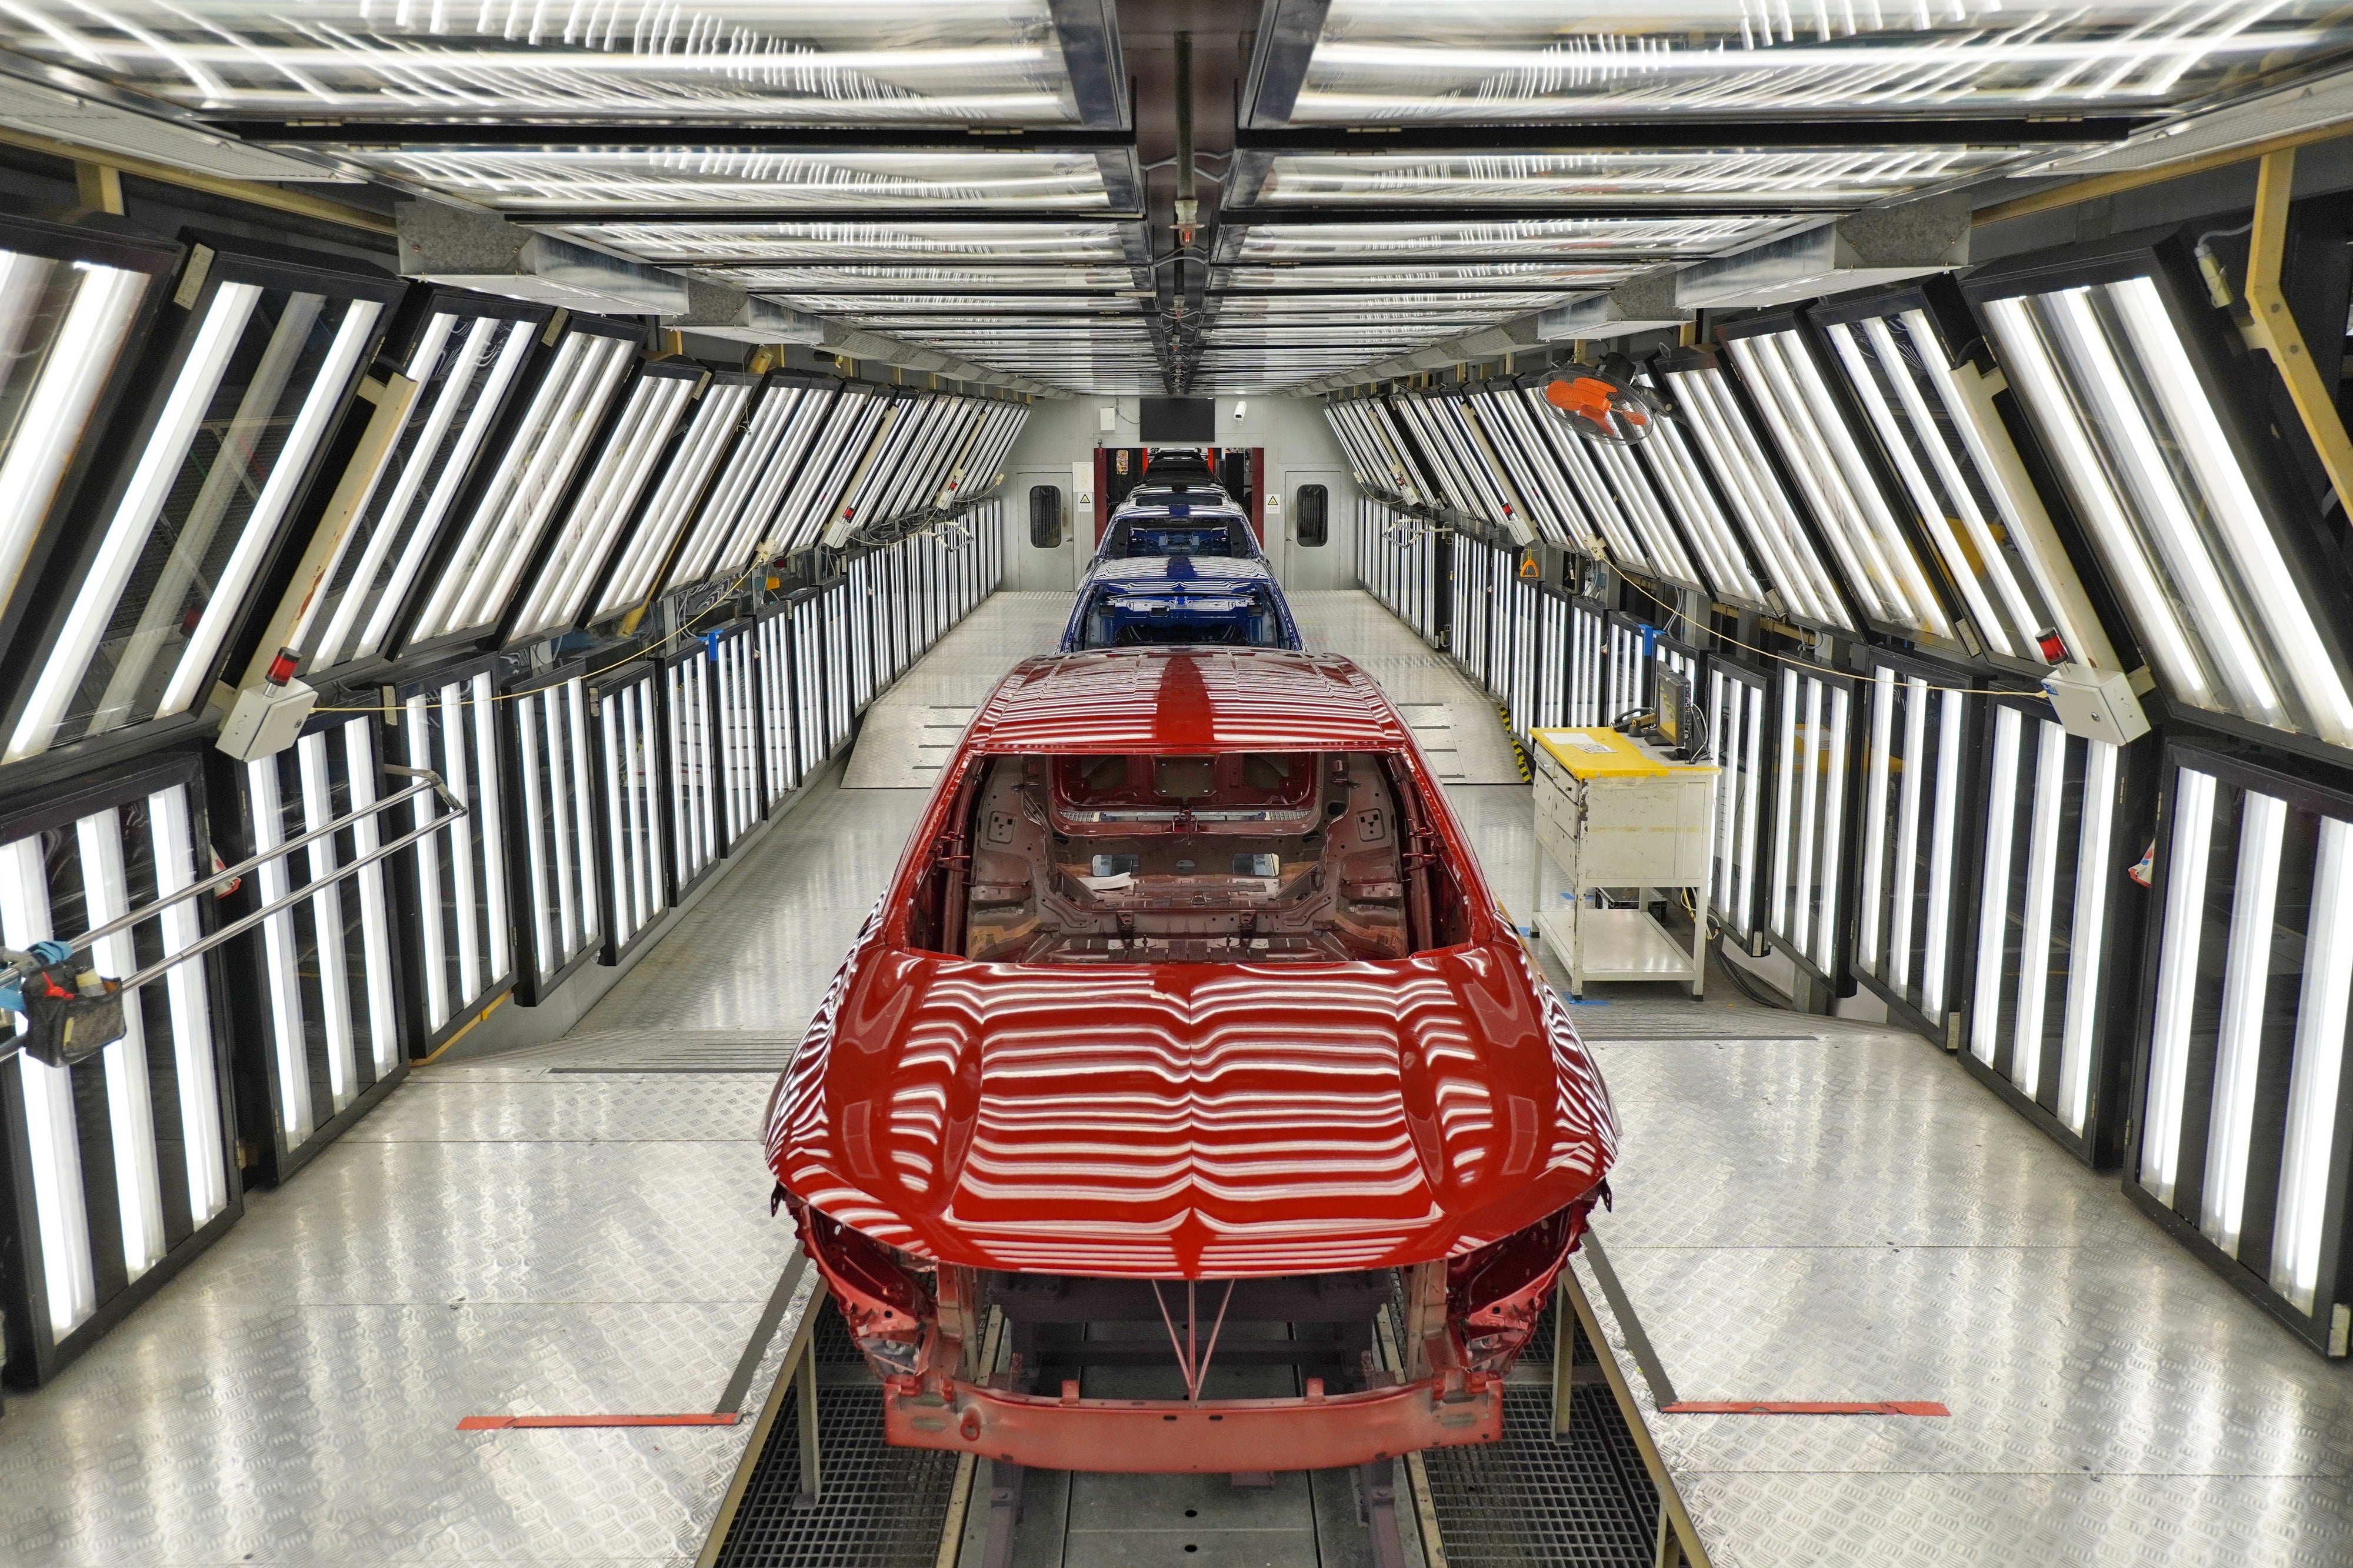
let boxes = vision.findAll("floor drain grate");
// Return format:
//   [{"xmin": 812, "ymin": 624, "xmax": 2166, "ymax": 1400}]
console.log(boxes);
[
  {"xmin": 1421, "ymin": 1385, "xmax": 1660, "ymax": 1566},
  {"xmin": 712, "ymin": 1306, "xmax": 959, "ymax": 1567}
]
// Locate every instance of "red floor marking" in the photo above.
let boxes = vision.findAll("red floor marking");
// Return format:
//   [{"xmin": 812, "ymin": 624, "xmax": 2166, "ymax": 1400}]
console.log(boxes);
[
  {"xmin": 1662, "ymin": 1400, "xmax": 1949, "ymax": 1416},
  {"xmin": 459, "ymin": 1413, "xmax": 742, "ymax": 1430}
]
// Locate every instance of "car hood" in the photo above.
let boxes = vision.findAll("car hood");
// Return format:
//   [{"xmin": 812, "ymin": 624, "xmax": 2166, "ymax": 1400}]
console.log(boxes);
[{"xmin": 765, "ymin": 932, "xmax": 1617, "ymax": 1278}]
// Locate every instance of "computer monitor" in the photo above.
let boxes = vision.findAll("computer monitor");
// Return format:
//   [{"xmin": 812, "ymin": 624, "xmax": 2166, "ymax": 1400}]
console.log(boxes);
[{"xmin": 1654, "ymin": 665, "xmax": 1688, "ymax": 753}]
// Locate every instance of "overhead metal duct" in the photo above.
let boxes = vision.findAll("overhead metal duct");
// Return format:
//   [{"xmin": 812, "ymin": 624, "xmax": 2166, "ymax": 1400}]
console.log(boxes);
[{"xmin": 1674, "ymin": 195, "xmax": 1972, "ymax": 310}]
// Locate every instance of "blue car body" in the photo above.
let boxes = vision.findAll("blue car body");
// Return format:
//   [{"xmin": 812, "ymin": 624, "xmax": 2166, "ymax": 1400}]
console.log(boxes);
[{"xmin": 1060, "ymin": 555, "xmax": 1305, "ymax": 652}]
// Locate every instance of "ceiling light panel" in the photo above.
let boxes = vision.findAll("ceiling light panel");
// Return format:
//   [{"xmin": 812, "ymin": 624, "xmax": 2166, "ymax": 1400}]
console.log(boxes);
[
  {"xmin": 1255, "ymin": 148, "xmax": 2034, "ymax": 206},
  {"xmin": 1629, "ymin": 365, "xmax": 1772, "ymax": 612},
  {"xmin": 1211, "ymin": 291, "xmax": 1570, "ymax": 316},
  {"xmin": 407, "ymin": 322, "xmax": 639, "ymax": 646},
  {"xmin": 1224, "ymin": 216, "xmax": 1782, "ymax": 262},
  {"xmin": 594, "ymin": 373, "xmax": 759, "ymax": 620},
  {"xmin": 344, "ymin": 148, "xmax": 1116, "ymax": 213},
  {"xmin": 295, "ymin": 301, "xmax": 546, "ymax": 671},
  {"xmin": 713, "ymin": 264, "xmax": 1145, "ymax": 292},
  {"xmin": 1267, "ymin": 1, "xmax": 2353, "ymax": 122},
  {"xmin": 1656, "ymin": 352, "xmax": 1857, "ymax": 633},
  {"xmin": 1978, "ymin": 276, "xmax": 2353, "ymax": 749},
  {"xmin": 558, "ymin": 220, "xmax": 1137, "ymax": 265},
  {"xmin": 1722, "ymin": 326, "xmax": 1955, "ymax": 644},
  {"xmin": 508, "ymin": 363, "xmax": 702, "ymax": 640},
  {"xmin": 6, "ymin": 260, "xmax": 394, "ymax": 761},
  {"xmin": 1817, "ymin": 300, "xmax": 2104, "ymax": 669},
  {"xmin": 0, "ymin": 223, "xmax": 172, "ymax": 649},
  {"xmin": 668, "ymin": 381, "xmax": 836, "ymax": 589},
  {"xmin": 772, "ymin": 293, "xmax": 1132, "ymax": 313},
  {"xmin": 1217, "ymin": 262, "xmax": 1635, "ymax": 289},
  {"xmin": 0, "ymin": 0, "xmax": 1093, "ymax": 122}
]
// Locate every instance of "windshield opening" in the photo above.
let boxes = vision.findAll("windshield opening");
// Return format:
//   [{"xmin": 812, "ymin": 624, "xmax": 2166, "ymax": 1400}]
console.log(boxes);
[
  {"xmin": 1076, "ymin": 582, "xmax": 1288, "ymax": 648},
  {"xmin": 1105, "ymin": 519, "xmax": 1255, "ymax": 559},
  {"xmin": 909, "ymin": 750, "xmax": 1472, "ymax": 964}
]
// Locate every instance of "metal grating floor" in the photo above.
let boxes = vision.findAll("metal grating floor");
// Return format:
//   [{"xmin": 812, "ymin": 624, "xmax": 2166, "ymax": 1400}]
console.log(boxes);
[
  {"xmin": 1421, "ymin": 1387, "xmax": 1660, "ymax": 1567},
  {"xmin": 713, "ymin": 1306, "xmax": 961, "ymax": 1568}
]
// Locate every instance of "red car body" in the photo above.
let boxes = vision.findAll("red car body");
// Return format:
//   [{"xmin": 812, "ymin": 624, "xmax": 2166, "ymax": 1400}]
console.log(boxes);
[{"xmin": 765, "ymin": 649, "xmax": 1617, "ymax": 1474}]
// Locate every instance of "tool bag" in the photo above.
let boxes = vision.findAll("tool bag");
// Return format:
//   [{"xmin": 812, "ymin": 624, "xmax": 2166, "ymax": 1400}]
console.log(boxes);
[{"xmin": 7, "ymin": 959, "xmax": 125, "ymax": 1069}]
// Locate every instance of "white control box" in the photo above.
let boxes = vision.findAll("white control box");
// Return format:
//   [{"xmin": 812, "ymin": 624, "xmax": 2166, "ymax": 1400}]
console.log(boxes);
[
  {"xmin": 216, "ymin": 677, "xmax": 318, "ymax": 763},
  {"xmin": 2041, "ymin": 664, "xmax": 2150, "ymax": 748}
]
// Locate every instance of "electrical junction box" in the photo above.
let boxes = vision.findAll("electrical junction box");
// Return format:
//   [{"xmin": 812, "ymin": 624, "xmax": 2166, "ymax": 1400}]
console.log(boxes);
[
  {"xmin": 2041, "ymin": 664, "xmax": 2150, "ymax": 748},
  {"xmin": 216, "ymin": 677, "xmax": 318, "ymax": 763}
]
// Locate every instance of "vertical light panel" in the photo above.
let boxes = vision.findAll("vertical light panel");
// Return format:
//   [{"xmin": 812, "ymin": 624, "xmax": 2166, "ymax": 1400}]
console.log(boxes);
[
  {"xmin": 1984, "ymin": 283, "xmax": 2353, "ymax": 749},
  {"xmin": 2056, "ymin": 739, "xmax": 2118, "ymax": 1132},
  {"xmin": 0, "ymin": 250, "xmax": 149, "ymax": 626},
  {"xmin": 0, "ymin": 834, "xmax": 95, "ymax": 1340},
  {"xmin": 2274, "ymin": 816, "xmax": 2353, "ymax": 1312},
  {"xmin": 1889, "ymin": 678, "xmax": 1930, "ymax": 993},
  {"xmin": 2142, "ymin": 768, "xmax": 2218, "ymax": 1206},
  {"xmin": 1858, "ymin": 668, "xmax": 1896, "ymax": 970},
  {"xmin": 2011, "ymin": 722, "xmax": 2068, "ymax": 1101},
  {"xmin": 296, "ymin": 733, "xmax": 358, "ymax": 1111},
  {"xmin": 341, "ymin": 720, "xmax": 399, "ymax": 1077},
  {"xmin": 74, "ymin": 808, "xmax": 164, "ymax": 1281},
  {"xmin": 149, "ymin": 784, "xmax": 226, "ymax": 1220},
  {"xmin": 1771, "ymin": 668, "xmax": 1799, "ymax": 938},
  {"xmin": 1974, "ymin": 707, "xmax": 2024, "ymax": 1068},
  {"xmin": 245, "ymin": 754, "xmax": 314, "ymax": 1143},
  {"xmin": 2201, "ymin": 790, "xmax": 2288, "ymax": 1256},
  {"xmin": 406, "ymin": 693, "xmax": 448, "ymax": 1030},
  {"xmin": 305, "ymin": 315, "xmax": 526, "ymax": 668},
  {"xmin": 1922, "ymin": 695, "xmax": 1964, "ymax": 1019}
]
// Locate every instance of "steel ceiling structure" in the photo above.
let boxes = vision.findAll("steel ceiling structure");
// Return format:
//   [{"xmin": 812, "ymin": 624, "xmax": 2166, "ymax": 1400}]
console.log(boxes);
[{"xmin": 2, "ymin": 2, "xmax": 2353, "ymax": 391}]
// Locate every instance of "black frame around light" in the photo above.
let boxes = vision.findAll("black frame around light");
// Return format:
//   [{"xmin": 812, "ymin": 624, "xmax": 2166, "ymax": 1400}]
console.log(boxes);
[
  {"xmin": 706, "ymin": 615, "xmax": 769, "ymax": 858},
  {"xmin": 385, "ymin": 653, "xmax": 518, "ymax": 1056},
  {"xmin": 2124, "ymin": 739, "xmax": 2353, "ymax": 1355},
  {"xmin": 1702, "ymin": 649, "xmax": 1775, "ymax": 955},
  {"xmin": 1714, "ymin": 306, "xmax": 1979, "ymax": 658},
  {"xmin": 493, "ymin": 355, "xmax": 711, "ymax": 648},
  {"xmin": 1645, "ymin": 343, "xmax": 1869, "ymax": 639},
  {"xmin": 256, "ymin": 284, "xmax": 558, "ymax": 692},
  {"xmin": 385, "ymin": 309, "xmax": 650, "ymax": 665},
  {"xmin": 1959, "ymin": 224, "xmax": 2353, "ymax": 773},
  {"xmin": 1802, "ymin": 276, "xmax": 2106, "ymax": 681},
  {"xmin": 207, "ymin": 701, "xmax": 414, "ymax": 1177},
  {"xmin": 584, "ymin": 653, "xmax": 671, "ymax": 969},
  {"xmin": 658, "ymin": 636, "xmax": 726, "ymax": 906},
  {"xmin": 0, "ymin": 213, "xmax": 185, "ymax": 687},
  {"xmin": 0, "ymin": 231, "xmax": 405, "ymax": 795},
  {"xmin": 0, "ymin": 749, "xmax": 244, "ymax": 1390},
  {"xmin": 498, "ymin": 658, "xmax": 605, "ymax": 1007},
  {"xmin": 206, "ymin": 706, "xmax": 414, "ymax": 1187},
  {"xmin": 1759, "ymin": 653, "xmax": 1865, "ymax": 993},
  {"xmin": 1954, "ymin": 684, "xmax": 2157, "ymax": 1170},
  {"xmin": 578, "ymin": 367, "xmax": 767, "ymax": 633},
  {"xmin": 1845, "ymin": 645, "xmax": 1992, "ymax": 1049}
]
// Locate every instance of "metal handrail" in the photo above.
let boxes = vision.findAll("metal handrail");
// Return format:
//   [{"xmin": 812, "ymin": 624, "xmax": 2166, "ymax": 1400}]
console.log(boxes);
[{"xmin": 0, "ymin": 768, "xmax": 466, "ymax": 991}]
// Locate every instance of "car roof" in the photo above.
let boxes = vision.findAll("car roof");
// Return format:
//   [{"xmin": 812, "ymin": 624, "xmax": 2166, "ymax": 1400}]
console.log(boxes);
[
  {"xmin": 1082, "ymin": 555, "xmax": 1277, "ymax": 590},
  {"xmin": 1108, "ymin": 505, "xmax": 1250, "ymax": 525},
  {"xmin": 965, "ymin": 650, "xmax": 1410, "ymax": 753}
]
